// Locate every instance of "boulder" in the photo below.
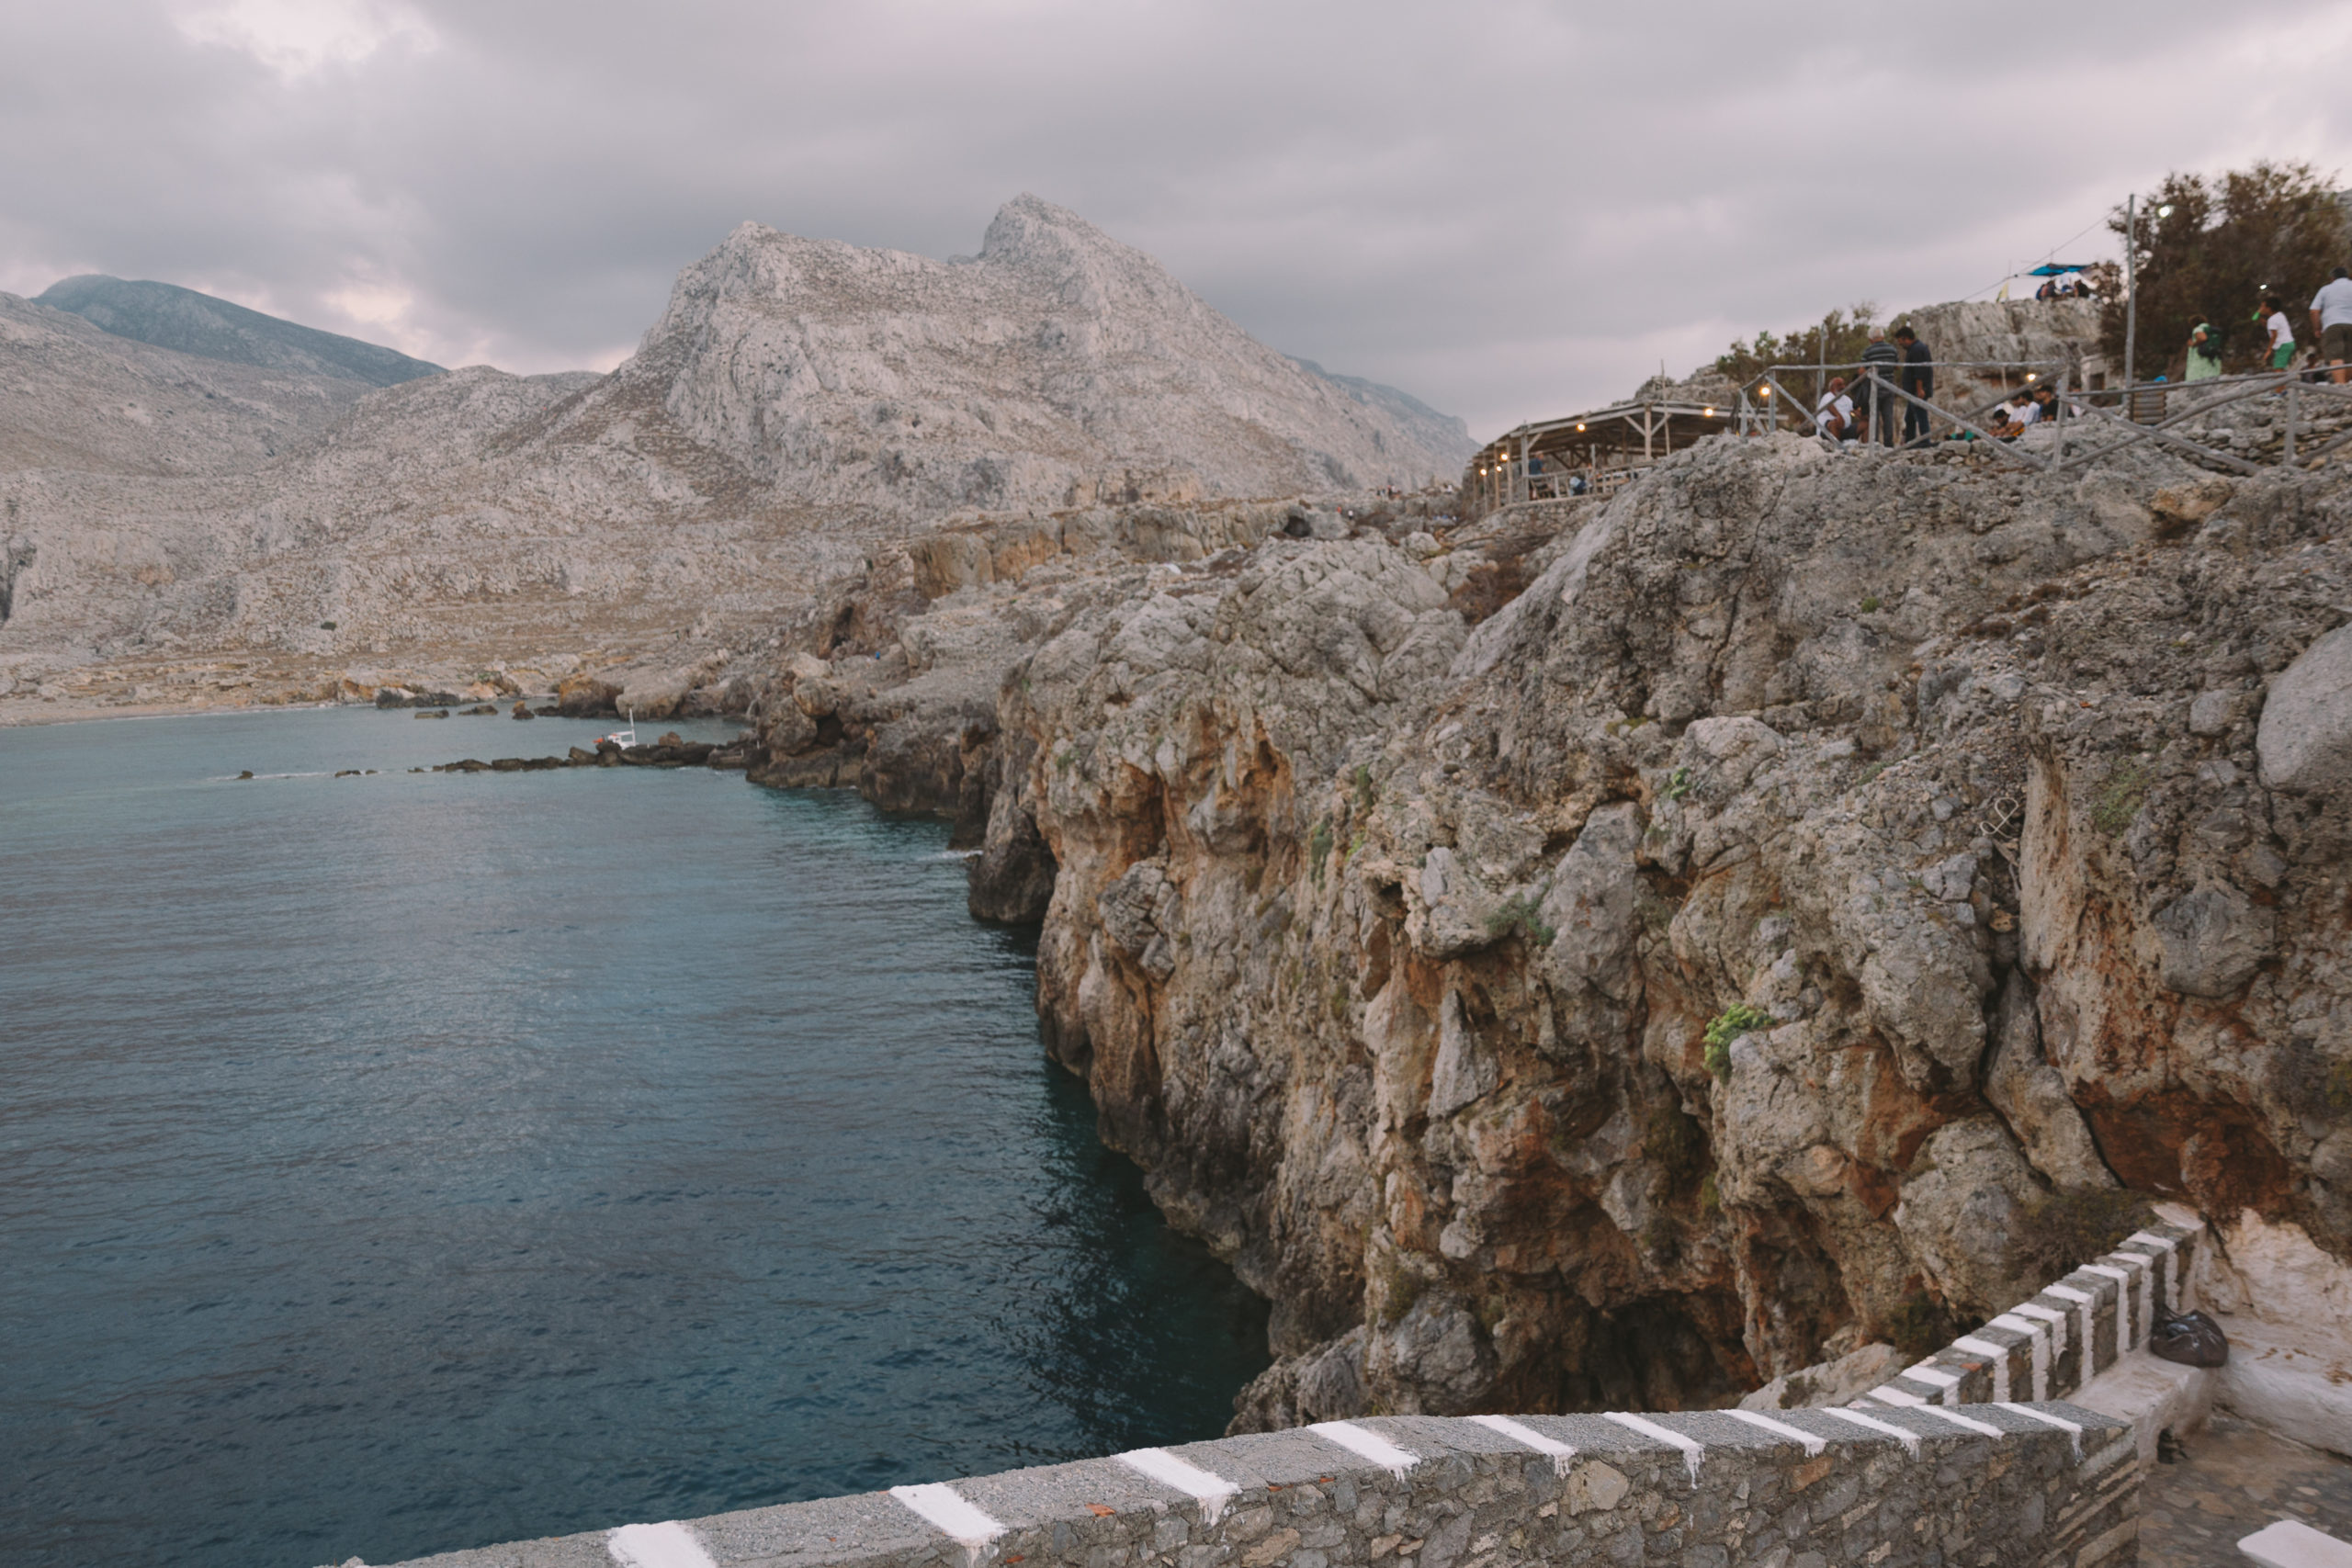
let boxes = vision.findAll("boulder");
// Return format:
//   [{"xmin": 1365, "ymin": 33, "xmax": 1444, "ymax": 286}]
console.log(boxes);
[
  {"xmin": 1738, "ymin": 1341, "xmax": 1904, "ymax": 1411},
  {"xmin": 1892, "ymin": 1117, "xmax": 2051, "ymax": 1321},
  {"xmin": 2257, "ymin": 622, "xmax": 2352, "ymax": 793},
  {"xmin": 556, "ymin": 672, "xmax": 622, "ymax": 716},
  {"xmin": 2152, "ymin": 883, "xmax": 2273, "ymax": 998},
  {"xmin": 616, "ymin": 670, "xmax": 693, "ymax": 720}
]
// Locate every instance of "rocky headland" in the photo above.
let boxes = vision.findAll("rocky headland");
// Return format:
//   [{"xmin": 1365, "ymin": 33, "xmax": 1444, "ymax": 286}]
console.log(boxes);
[
  {"xmin": 727, "ymin": 431, "xmax": 2352, "ymax": 1436},
  {"xmin": 10, "ymin": 193, "xmax": 2349, "ymax": 1453}
]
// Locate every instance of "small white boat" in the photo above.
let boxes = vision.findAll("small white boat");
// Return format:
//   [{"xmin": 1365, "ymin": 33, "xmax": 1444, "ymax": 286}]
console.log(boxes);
[{"xmin": 599, "ymin": 708, "xmax": 639, "ymax": 749}]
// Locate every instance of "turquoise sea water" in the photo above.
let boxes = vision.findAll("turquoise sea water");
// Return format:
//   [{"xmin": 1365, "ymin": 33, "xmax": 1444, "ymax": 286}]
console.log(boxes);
[{"xmin": 0, "ymin": 708, "xmax": 1268, "ymax": 1567}]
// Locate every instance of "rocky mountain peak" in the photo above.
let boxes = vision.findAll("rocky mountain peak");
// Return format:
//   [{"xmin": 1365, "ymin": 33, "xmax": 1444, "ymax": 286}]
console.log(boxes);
[{"xmin": 576, "ymin": 197, "xmax": 1471, "ymax": 515}]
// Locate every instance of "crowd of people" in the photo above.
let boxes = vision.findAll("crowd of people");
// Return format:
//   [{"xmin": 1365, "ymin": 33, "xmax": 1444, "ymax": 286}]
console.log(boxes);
[
  {"xmin": 2030, "ymin": 270, "xmax": 2099, "ymax": 300},
  {"xmin": 1812, "ymin": 324, "xmax": 1937, "ymax": 446},
  {"xmin": 2183, "ymin": 268, "xmax": 2352, "ymax": 384},
  {"xmin": 1804, "ymin": 263, "xmax": 2352, "ymax": 452}
]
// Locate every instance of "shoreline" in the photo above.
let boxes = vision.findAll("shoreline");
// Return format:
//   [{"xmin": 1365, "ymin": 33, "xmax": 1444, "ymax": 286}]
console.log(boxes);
[{"xmin": 0, "ymin": 697, "xmax": 349, "ymax": 728}]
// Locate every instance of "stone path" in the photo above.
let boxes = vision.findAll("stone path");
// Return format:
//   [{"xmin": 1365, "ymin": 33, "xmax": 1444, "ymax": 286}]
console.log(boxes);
[{"xmin": 2143, "ymin": 1412, "xmax": 2352, "ymax": 1566}]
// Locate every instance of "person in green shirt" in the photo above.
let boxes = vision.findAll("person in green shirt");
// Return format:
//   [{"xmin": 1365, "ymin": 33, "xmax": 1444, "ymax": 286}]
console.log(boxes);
[{"xmin": 2185, "ymin": 321, "xmax": 2222, "ymax": 380}]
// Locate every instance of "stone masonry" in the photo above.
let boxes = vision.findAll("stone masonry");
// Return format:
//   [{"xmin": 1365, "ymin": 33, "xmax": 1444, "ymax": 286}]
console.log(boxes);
[
  {"xmin": 1855, "ymin": 1221, "xmax": 2204, "ymax": 1412},
  {"xmin": 369, "ymin": 1404, "xmax": 2138, "ymax": 1568}
]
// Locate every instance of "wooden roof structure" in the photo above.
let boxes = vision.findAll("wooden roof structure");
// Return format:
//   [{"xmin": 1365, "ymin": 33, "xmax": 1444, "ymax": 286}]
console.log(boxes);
[{"xmin": 1464, "ymin": 389, "xmax": 1755, "ymax": 512}]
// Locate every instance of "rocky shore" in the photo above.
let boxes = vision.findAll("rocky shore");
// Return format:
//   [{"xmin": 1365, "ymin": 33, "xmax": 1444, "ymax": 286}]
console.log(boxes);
[{"xmin": 712, "ymin": 432, "xmax": 2352, "ymax": 1434}]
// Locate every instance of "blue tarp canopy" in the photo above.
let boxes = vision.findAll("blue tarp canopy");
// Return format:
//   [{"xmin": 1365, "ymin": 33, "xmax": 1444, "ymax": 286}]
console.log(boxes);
[{"xmin": 2029, "ymin": 263, "xmax": 2093, "ymax": 276}]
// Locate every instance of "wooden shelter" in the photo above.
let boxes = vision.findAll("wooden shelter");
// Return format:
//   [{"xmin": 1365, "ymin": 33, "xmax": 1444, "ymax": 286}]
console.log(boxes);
[{"xmin": 1464, "ymin": 390, "xmax": 1749, "ymax": 513}]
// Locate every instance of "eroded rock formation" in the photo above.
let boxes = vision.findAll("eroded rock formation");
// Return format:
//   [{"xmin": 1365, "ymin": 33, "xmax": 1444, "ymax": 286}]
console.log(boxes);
[{"xmin": 742, "ymin": 433, "xmax": 2352, "ymax": 1427}]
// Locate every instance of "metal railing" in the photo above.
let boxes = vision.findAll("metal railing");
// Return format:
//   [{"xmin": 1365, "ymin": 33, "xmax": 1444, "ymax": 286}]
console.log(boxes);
[{"xmin": 1750, "ymin": 360, "xmax": 2352, "ymax": 474}]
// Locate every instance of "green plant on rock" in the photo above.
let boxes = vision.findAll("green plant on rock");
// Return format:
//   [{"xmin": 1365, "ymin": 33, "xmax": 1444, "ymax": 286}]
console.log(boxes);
[
  {"xmin": 1485, "ymin": 892, "xmax": 1556, "ymax": 947},
  {"xmin": 1307, "ymin": 818, "xmax": 1333, "ymax": 884},
  {"xmin": 1860, "ymin": 595, "xmax": 1882, "ymax": 614},
  {"xmin": 1353, "ymin": 763, "xmax": 1377, "ymax": 812},
  {"xmin": 1664, "ymin": 765, "xmax": 1694, "ymax": 801},
  {"xmin": 2092, "ymin": 760, "xmax": 2152, "ymax": 835},
  {"xmin": 1702, "ymin": 1003, "xmax": 1775, "ymax": 1080}
]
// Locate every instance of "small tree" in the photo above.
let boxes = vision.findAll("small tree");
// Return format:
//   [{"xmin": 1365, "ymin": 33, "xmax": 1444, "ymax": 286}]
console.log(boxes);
[
  {"xmin": 2100, "ymin": 161, "xmax": 2347, "ymax": 377},
  {"xmin": 1714, "ymin": 302, "xmax": 1881, "ymax": 402}
]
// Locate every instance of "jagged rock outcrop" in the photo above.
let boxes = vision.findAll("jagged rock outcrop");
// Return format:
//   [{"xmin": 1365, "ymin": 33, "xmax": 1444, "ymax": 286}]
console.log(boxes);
[{"xmin": 743, "ymin": 431, "xmax": 2352, "ymax": 1427}]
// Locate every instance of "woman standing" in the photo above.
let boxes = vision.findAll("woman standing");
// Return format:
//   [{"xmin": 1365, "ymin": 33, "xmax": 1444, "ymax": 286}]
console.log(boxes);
[{"xmin": 2185, "ymin": 320, "xmax": 2223, "ymax": 380}]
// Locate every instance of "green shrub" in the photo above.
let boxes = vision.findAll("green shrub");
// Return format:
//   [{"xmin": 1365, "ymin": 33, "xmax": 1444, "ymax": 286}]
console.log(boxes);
[
  {"xmin": 1702, "ymin": 1004, "xmax": 1775, "ymax": 1080},
  {"xmin": 1307, "ymin": 819, "xmax": 1333, "ymax": 885},
  {"xmin": 1485, "ymin": 892, "xmax": 1556, "ymax": 947},
  {"xmin": 1352, "ymin": 763, "xmax": 1376, "ymax": 812},
  {"xmin": 1860, "ymin": 595, "xmax": 1882, "ymax": 614},
  {"xmin": 2092, "ymin": 760, "xmax": 2152, "ymax": 835},
  {"xmin": 1664, "ymin": 765, "xmax": 1694, "ymax": 801}
]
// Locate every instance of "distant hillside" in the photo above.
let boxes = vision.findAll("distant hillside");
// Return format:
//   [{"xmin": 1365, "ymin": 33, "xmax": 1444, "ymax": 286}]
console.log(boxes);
[
  {"xmin": 1289, "ymin": 357, "xmax": 1473, "ymax": 472},
  {"xmin": 35, "ymin": 276, "xmax": 445, "ymax": 389}
]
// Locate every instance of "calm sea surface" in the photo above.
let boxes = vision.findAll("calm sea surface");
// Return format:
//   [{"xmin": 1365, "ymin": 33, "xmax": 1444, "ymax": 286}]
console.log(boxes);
[{"xmin": 0, "ymin": 707, "xmax": 1267, "ymax": 1568}]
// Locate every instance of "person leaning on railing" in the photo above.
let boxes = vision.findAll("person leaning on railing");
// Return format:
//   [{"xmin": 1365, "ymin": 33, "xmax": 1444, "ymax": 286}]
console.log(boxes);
[{"xmin": 2314, "ymin": 266, "xmax": 2352, "ymax": 386}]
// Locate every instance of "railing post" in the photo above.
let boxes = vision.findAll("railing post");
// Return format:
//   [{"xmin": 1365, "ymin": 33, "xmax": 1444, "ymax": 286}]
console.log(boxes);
[{"xmin": 2286, "ymin": 381, "xmax": 2299, "ymax": 464}]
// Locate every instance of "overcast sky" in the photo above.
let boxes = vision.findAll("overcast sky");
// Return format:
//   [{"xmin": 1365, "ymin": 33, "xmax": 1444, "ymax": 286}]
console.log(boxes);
[{"xmin": 6, "ymin": 0, "xmax": 2350, "ymax": 435}]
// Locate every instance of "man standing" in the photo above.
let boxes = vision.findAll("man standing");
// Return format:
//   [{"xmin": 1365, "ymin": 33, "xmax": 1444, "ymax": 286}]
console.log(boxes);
[
  {"xmin": 1894, "ymin": 326, "xmax": 1933, "ymax": 446},
  {"xmin": 2313, "ymin": 266, "xmax": 2352, "ymax": 386},
  {"xmin": 1860, "ymin": 327, "xmax": 1901, "ymax": 445}
]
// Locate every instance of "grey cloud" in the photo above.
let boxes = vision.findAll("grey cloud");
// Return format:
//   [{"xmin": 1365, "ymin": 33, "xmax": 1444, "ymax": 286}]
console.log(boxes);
[{"xmin": 4, "ymin": 0, "xmax": 2347, "ymax": 437}]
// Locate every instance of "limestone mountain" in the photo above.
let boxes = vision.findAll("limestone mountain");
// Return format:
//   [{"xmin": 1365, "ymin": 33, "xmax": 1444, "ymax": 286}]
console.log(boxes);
[
  {"xmin": 519, "ymin": 195, "xmax": 1474, "ymax": 514},
  {"xmin": 36, "ymin": 275, "xmax": 445, "ymax": 389},
  {"xmin": 3, "ymin": 197, "xmax": 1472, "ymax": 705}
]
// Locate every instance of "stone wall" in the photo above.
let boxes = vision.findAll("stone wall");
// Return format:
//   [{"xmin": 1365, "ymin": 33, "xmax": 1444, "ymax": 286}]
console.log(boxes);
[
  {"xmin": 373, "ymin": 1404, "xmax": 2137, "ymax": 1568},
  {"xmin": 1853, "ymin": 1219, "xmax": 2203, "ymax": 1412}
]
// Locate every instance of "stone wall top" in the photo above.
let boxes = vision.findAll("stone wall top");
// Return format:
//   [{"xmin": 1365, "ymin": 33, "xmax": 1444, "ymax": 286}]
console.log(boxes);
[
  {"xmin": 369, "ymin": 1404, "xmax": 2137, "ymax": 1568},
  {"xmin": 1858, "ymin": 1217, "xmax": 2203, "ymax": 1413}
]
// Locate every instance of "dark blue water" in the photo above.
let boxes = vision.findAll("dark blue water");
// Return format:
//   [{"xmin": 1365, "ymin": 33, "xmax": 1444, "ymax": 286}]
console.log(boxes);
[{"xmin": 0, "ymin": 708, "xmax": 1267, "ymax": 1568}]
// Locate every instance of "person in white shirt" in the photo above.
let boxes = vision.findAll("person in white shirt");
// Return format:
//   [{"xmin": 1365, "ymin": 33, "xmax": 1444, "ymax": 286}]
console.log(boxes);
[
  {"xmin": 2312, "ymin": 266, "xmax": 2352, "ymax": 385},
  {"xmin": 1815, "ymin": 377, "xmax": 1855, "ymax": 441},
  {"xmin": 2262, "ymin": 295, "xmax": 2296, "ymax": 370},
  {"xmin": 1992, "ymin": 393, "xmax": 2040, "ymax": 439}
]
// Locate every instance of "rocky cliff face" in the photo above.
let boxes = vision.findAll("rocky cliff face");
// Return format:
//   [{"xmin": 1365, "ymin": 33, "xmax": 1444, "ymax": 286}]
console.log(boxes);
[{"xmin": 742, "ymin": 434, "xmax": 2352, "ymax": 1426}]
